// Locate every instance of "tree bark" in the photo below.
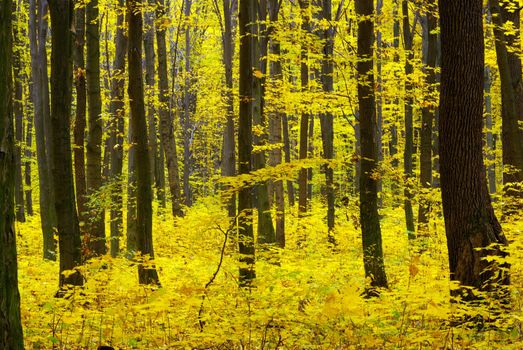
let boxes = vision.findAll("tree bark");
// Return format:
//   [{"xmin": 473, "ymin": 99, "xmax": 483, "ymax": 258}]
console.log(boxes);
[
  {"xmin": 439, "ymin": 0, "xmax": 509, "ymax": 299},
  {"xmin": 238, "ymin": 0, "xmax": 256, "ymax": 284},
  {"xmin": 128, "ymin": 0, "xmax": 160, "ymax": 285},
  {"xmin": 156, "ymin": 0, "xmax": 184, "ymax": 217},
  {"xmin": 24, "ymin": 94, "xmax": 33, "ymax": 216},
  {"xmin": 356, "ymin": 0, "xmax": 388, "ymax": 293},
  {"xmin": 418, "ymin": 0, "xmax": 437, "ymax": 231},
  {"xmin": 402, "ymin": 0, "xmax": 415, "ymax": 238},
  {"xmin": 182, "ymin": 0, "xmax": 194, "ymax": 207},
  {"xmin": 48, "ymin": 0, "xmax": 84, "ymax": 288},
  {"xmin": 485, "ymin": 66, "xmax": 497, "ymax": 195},
  {"xmin": 86, "ymin": 0, "xmax": 107, "ymax": 255},
  {"xmin": 0, "ymin": 1, "xmax": 24, "ymax": 345},
  {"xmin": 108, "ymin": 0, "xmax": 127, "ymax": 257}
]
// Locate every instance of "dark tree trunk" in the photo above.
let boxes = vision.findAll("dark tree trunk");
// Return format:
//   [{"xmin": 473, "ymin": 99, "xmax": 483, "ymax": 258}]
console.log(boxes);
[
  {"xmin": 108, "ymin": 0, "xmax": 127, "ymax": 257},
  {"xmin": 12, "ymin": 7, "xmax": 25, "ymax": 223},
  {"xmin": 297, "ymin": 0, "xmax": 310, "ymax": 215},
  {"xmin": 0, "ymin": 1, "xmax": 24, "ymax": 345},
  {"xmin": 86, "ymin": 0, "xmax": 106, "ymax": 255},
  {"xmin": 182, "ymin": 0, "xmax": 193, "ymax": 207},
  {"xmin": 128, "ymin": 0, "xmax": 160, "ymax": 285},
  {"xmin": 30, "ymin": 0, "xmax": 57, "ymax": 260},
  {"xmin": 356, "ymin": 0, "xmax": 388, "ymax": 293},
  {"xmin": 485, "ymin": 66, "xmax": 497, "ymax": 195},
  {"xmin": 418, "ymin": 0, "xmax": 437, "ymax": 231},
  {"xmin": 220, "ymin": 0, "xmax": 237, "ymax": 217},
  {"xmin": 282, "ymin": 113, "xmax": 295, "ymax": 207},
  {"xmin": 24, "ymin": 94, "xmax": 33, "ymax": 216},
  {"xmin": 489, "ymin": 0, "xmax": 523, "ymax": 214},
  {"xmin": 156, "ymin": 0, "xmax": 183, "ymax": 217},
  {"xmin": 74, "ymin": 4, "xmax": 88, "ymax": 229},
  {"xmin": 48, "ymin": 0, "xmax": 84, "ymax": 288},
  {"xmin": 439, "ymin": 0, "xmax": 509, "ymax": 299},
  {"xmin": 320, "ymin": 0, "xmax": 335, "ymax": 235},
  {"xmin": 238, "ymin": 0, "xmax": 256, "ymax": 284},
  {"xmin": 402, "ymin": 0, "xmax": 415, "ymax": 238}
]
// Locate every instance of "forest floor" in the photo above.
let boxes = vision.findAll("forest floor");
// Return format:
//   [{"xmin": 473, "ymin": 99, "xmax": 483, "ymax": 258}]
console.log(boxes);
[{"xmin": 16, "ymin": 196, "xmax": 523, "ymax": 349}]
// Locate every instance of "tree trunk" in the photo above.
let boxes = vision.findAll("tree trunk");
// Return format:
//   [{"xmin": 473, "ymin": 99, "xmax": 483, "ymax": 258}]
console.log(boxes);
[
  {"xmin": 485, "ymin": 66, "xmax": 497, "ymax": 195},
  {"xmin": 220, "ymin": 0, "xmax": 237, "ymax": 217},
  {"xmin": 402, "ymin": 0, "xmax": 415, "ymax": 238},
  {"xmin": 24, "ymin": 94, "xmax": 33, "ymax": 216},
  {"xmin": 0, "ymin": 1, "xmax": 24, "ymax": 345},
  {"xmin": 320, "ymin": 0, "xmax": 335, "ymax": 235},
  {"xmin": 356, "ymin": 0, "xmax": 388, "ymax": 293},
  {"xmin": 489, "ymin": 0, "xmax": 523, "ymax": 214},
  {"xmin": 30, "ymin": 0, "xmax": 57, "ymax": 260},
  {"xmin": 86, "ymin": 0, "xmax": 106, "ymax": 255},
  {"xmin": 282, "ymin": 113, "xmax": 295, "ymax": 207},
  {"xmin": 439, "ymin": 0, "xmax": 509, "ymax": 300},
  {"xmin": 418, "ymin": 0, "xmax": 437, "ymax": 231},
  {"xmin": 48, "ymin": 0, "xmax": 84, "ymax": 288},
  {"xmin": 182, "ymin": 0, "xmax": 193, "ymax": 207},
  {"xmin": 297, "ymin": 0, "xmax": 310, "ymax": 215},
  {"xmin": 238, "ymin": 0, "xmax": 256, "ymax": 284},
  {"xmin": 156, "ymin": 0, "xmax": 183, "ymax": 217},
  {"xmin": 128, "ymin": 0, "xmax": 160, "ymax": 285},
  {"xmin": 108, "ymin": 0, "xmax": 127, "ymax": 257}
]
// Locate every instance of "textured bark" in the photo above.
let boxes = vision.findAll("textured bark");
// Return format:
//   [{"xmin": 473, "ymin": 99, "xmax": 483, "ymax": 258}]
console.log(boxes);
[
  {"xmin": 298, "ymin": 0, "xmax": 310, "ymax": 215},
  {"xmin": 418, "ymin": 0, "xmax": 437, "ymax": 231},
  {"xmin": 182, "ymin": 0, "xmax": 194, "ymax": 207},
  {"xmin": 0, "ymin": 1, "xmax": 24, "ymax": 345},
  {"xmin": 238, "ymin": 0, "xmax": 256, "ymax": 284},
  {"xmin": 30, "ymin": 0, "xmax": 57, "ymax": 260},
  {"xmin": 268, "ymin": 0, "xmax": 284, "ymax": 248},
  {"xmin": 485, "ymin": 67, "xmax": 497, "ymax": 195},
  {"xmin": 439, "ymin": 0, "xmax": 509, "ymax": 298},
  {"xmin": 127, "ymin": 119, "xmax": 137, "ymax": 254},
  {"xmin": 220, "ymin": 0, "xmax": 237, "ymax": 217},
  {"xmin": 356, "ymin": 0, "xmax": 388, "ymax": 292},
  {"xmin": 128, "ymin": 0, "xmax": 160, "ymax": 285},
  {"xmin": 108, "ymin": 0, "xmax": 127, "ymax": 257},
  {"xmin": 86, "ymin": 0, "xmax": 107, "ymax": 255},
  {"xmin": 320, "ymin": 0, "xmax": 335, "ymax": 234},
  {"xmin": 489, "ymin": 0, "xmax": 523, "ymax": 213},
  {"xmin": 402, "ymin": 0, "xmax": 415, "ymax": 238},
  {"xmin": 12, "ymin": 8, "xmax": 25, "ymax": 223},
  {"xmin": 48, "ymin": 0, "xmax": 84, "ymax": 287},
  {"xmin": 282, "ymin": 113, "xmax": 295, "ymax": 207},
  {"xmin": 24, "ymin": 95, "xmax": 33, "ymax": 216},
  {"xmin": 156, "ymin": 0, "xmax": 183, "ymax": 217}
]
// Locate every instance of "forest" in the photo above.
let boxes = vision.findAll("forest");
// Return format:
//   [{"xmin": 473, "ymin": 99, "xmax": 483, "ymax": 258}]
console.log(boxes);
[{"xmin": 1, "ymin": 0, "xmax": 523, "ymax": 348}]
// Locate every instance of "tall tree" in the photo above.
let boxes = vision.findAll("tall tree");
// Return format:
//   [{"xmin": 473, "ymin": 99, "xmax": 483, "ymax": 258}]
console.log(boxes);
[
  {"xmin": 30, "ymin": 0, "xmax": 57, "ymax": 260},
  {"xmin": 48, "ymin": 0, "xmax": 84, "ymax": 288},
  {"xmin": 0, "ymin": 0, "xmax": 24, "ymax": 344},
  {"xmin": 86, "ymin": 0, "xmax": 106, "ymax": 255},
  {"xmin": 489, "ymin": 0, "xmax": 523, "ymax": 214},
  {"xmin": 108, "ymin": 0, "xmax": 127, "ymax": 257},
  {"xmin": 182, "ymin": 0, "xmax": 194, "ymax": 207},
  {"xmin": 238, "ymin": 0, "xmax": 256, "ymax": 284},
  {"xmin": 418, "ymin": 0, "xmax": 438, "ymax": 231},
  {"xmin": 73, "ymin": 1, "xmax": 88, "ymax": 229},
  {"xmin": 156, "ymin": 0, "xmax": 184, "ymax": 218},
  {"xmin": 401, "ymin": 0, "xmax": 415, "ymax": 238},
  {"xmin": 356, "ymin": 0, "xmax": 388, "ymax": 294},
  {"xmin": 439, "ymin": 0, "xmax": 509, "ymax": 298},
  {"xmin": 128, "ymin": 0, "xmax": 160, "ymax": 285}
]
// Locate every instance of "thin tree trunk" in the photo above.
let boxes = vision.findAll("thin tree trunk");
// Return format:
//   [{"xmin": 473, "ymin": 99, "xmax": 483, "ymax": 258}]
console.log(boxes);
[
  {"xmin": 282, "ymin": 113, "xmax": 295, "ymax": 206},
  {"xmin": 128, "ymin": 0, "xmax": 160, "ymax": 285},
  {"xmin": 108, "ymin": 0, "xmax": 127, "ymax": 257},
  {"xmin": 73, "ymin": 4, "xmax": 88, "ymax": 229},
  {"xmin": 156, "ymin": 0, "xmax": 183, "ymax": 217},
  {"xmin": 485, "ymin": 66, "xmax": 497, "ymax": 195},
  {"xmin": 439, "ymin": 0, "xmax": 509, "ymax": 301},
  {"xmin": 356, "ymin": 0, "xmax": 388, "ymax": 294},
  {"xmin": 48, "ymin": 0, "xmax": 84, "ymax": 288},
  {"xmin": 0, "ymin": 1, "xmax": 24, "ymax": 344},
  {"xmin": 86, "ymin": 0, "xmax": 106, "ymax": 255},
  {"xmin": 238, "ymin": 0, "xmax": 256, "ymax": 284},
  {"xmin": 402, "ymin": 0, "xmax": 415, "ymax": 238},
  {"xmin": 24, "ymin": 93, "xmax": 33, "ymax": 216},
  {"xmin": 30, "ymin": 0, "xmax": 57, "ymax": 260},
  {"xmin": 182, "ymin": 0, "xmax": 193, "ymax": 207},
  {"xmin": 12, "ymin": 7, "xmax": 25, "ymax": 223},
  {"xmin": 418, "ymin": 0, "xmax": 437, "ymax": 231}
]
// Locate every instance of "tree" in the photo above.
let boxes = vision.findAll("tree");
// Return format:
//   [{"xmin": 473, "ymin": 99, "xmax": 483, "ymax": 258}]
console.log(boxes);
[
  {"xmin": 355, "ymin": 0, "xmax": 388, "ymax": 294},
  {"xmin": 439, "ymin": 0, "xmax": 509, "ymax": 298},
  {"xmin": 48, "ymin": 0, "xmax": 84, "ymax": 288},
  {"xmin": 0, "ymin": 0, "xmax": 24, "ymax": 345},
  {"xmin": 86, "ymin": 0, "xmax": 107, "ymax": 255},
  {"xmin": 128, "ymin": 0, "xmax": 160, "ymax": 285},
  {"xmin": 238, "ymin": 0, "xmax": 256, "ymax": 285}
]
